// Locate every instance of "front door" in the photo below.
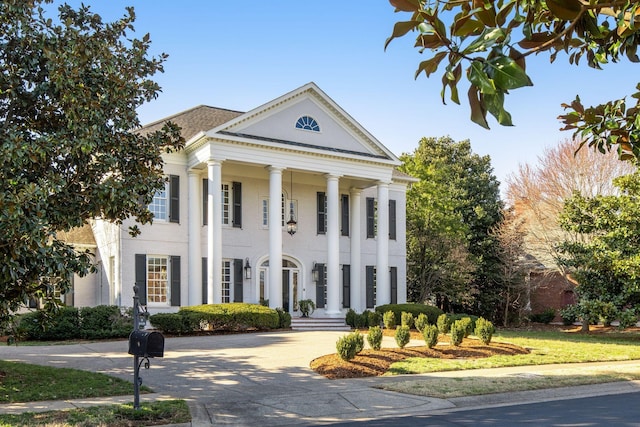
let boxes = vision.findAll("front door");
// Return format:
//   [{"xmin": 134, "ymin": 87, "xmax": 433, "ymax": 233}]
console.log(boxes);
[{"xmin": 259, "ymin": 258, "xmax": 300, "ymax": 312}]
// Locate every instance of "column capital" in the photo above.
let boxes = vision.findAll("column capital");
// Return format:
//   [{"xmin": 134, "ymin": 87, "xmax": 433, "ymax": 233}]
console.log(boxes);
[
  {"xmin": 324, "ymin": 173, "xmax": 342, "ymax": 180},
  {"xmin": 266, "ymin": 165, "xmax": 285, "ymax": 173},
  {"xmin": 207, "ymin": 158, "xmax": 224, "ymax": 167}
]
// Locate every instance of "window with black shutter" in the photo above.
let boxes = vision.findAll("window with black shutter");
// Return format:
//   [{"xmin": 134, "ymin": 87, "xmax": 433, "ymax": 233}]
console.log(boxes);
[
  {"xmin": 389, "ymin": 199, "xmax": 396, "ymax": 240},
  {"xmin": 341, "ymin": 194, "xmax": 349, "ymax": 236},
  {"xmin": 317, "ymin": 192, "xmax": 326, "ymax": 234},
  {"xmin": 366, "ymin": 198, "xmax": 375, "ymax": 238}
]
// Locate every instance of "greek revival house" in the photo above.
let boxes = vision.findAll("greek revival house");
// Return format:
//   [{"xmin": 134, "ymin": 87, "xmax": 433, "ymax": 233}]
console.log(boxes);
[{"xmin": 84, "ymin": 83, "xmax": 413, "ymax": 316}]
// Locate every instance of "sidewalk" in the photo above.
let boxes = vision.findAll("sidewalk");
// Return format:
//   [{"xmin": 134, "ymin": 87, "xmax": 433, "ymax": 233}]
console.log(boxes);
[{"xmin": 0, "ymin": 332, "xmax": 639, "ymax": 426}]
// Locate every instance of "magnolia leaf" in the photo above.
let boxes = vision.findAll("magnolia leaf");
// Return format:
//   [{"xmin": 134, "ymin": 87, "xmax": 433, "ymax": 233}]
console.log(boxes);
[
  {"xmin": 472, "ymin": 0, "xmax": 497, "ymax": 27},
  {"xmin": 486, "ymin": 56, "xmax": 533, "ymax": 90},
  {"xmin": 415, "ymin": 51, "xmax": 447, "ymax": 78},
  {"xmin": 389, "ymin": 0, "xmax": 421, "ymax": 12},
  {"xmin": 415, "ymin": 34, "xmax": 446, "ymax": 49},
  {"xmin": 517, "ymin": 32, "xmax": 556, "ymax": 50},
  {"xmin": 483, "ymin": 91, "xmax": 514, "ymax": 126},
  {"xmin": 462, "ymin": 28, "xmax": 506, "ymax": 54},
  {"xmin": 468, "ymin": 61, "xmax": 497, "ymax": 94},
  {"xmin": 546, "ymin": 0, "xmax": 582, "ymax": 21},
  {"xmin": 452, "ymin": 17, "xmax": 484, "ymax": 37},
  {"xmin": 385, "ymin": 20, "xmax": 421, "ymax": 50},
  {"xmin": 468, "ymin": 85, "xmax": 490, "ymax": 129}
]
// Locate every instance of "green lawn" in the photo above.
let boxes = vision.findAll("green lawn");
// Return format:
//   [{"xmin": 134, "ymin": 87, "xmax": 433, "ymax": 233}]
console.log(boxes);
[{"xmin": 388, "ymin": 329, "xmax": 640, "ymax": 374}]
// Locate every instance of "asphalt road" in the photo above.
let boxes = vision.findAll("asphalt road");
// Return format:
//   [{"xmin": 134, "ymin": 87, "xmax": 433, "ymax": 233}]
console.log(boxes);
[{"xmin": 324, "ymin": 391, "xmax": 640, "ymax": 426}]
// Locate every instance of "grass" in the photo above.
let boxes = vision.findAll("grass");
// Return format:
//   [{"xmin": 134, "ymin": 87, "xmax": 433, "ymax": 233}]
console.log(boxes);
[
  {"xmin": 0, "ymin": 399, "xmax": 191, "ymax": 427},
  {"xmin": 0, "ymin": 360, "xmax": 149, "ymax": 403},
  {"xmin": 376, "ymin": 327, "xmax": 640, "ymax": 398},
  {"xmin": 0, "ymin": 360, "xmax": 190, "ymax": 426},
  {"xmin": 387, "ymin": 328, "xmax": 640, "ymax": 374}
]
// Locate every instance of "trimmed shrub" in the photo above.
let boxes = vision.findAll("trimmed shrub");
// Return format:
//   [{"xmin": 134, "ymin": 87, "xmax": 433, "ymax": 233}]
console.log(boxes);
[
  {"xmin": 179, "ymin": 303, "xmax": 280, "ymax": 331},
  {"xmin": 16, "ymin": 307, "xmax": 81, "ymax": 341},
  {"xmin": 458, "ymin": 317, "xmax": 473, "ymax": 338},
  {"xmin": 423, "ymin": 324, "xmax": 439, "ymax": 348},
  {"xmin": 351, "ymin": 331, "xmax": 364, "ymax": 353},
  {"xmin": 595, "ymin": 301, "xmax": 617, "ymax": 327},
  {"xmin": 450, "ymin": 320, "xmax": 465, "ymax": 346},
  {"xmin": 80, "ymin": 305, "xmax": 132, "ymax": 339},
  {"xmin": 336, "ymin": 333, "xmax": 360, "ymax": 361},
  {"xmin": 367, "ymin": 326, "xmax": 383, "ymax": 350},
  {"xmin": 437, "ymin": 313, "xmax": 451, "ymax": 334},
  {"xmin": 375, "ymin": 303, "xmax": 443, "ymax": 325},
  {"xmin": 401, "ymin": 311, "xmax": 414, "ymax": 329},
  {"xmin": 368, "ymin": 310, "xmax": 382, "ymax": 328},
  {"xmin": 619, "ymin": 309, "xmax": 637, "ymax": 329},
  {"xmin": 529, "ymin": 308, "xmax": 556, "ymax": 324},
  {"xmin": 383, "ymin": 311, "xmax": 396, "ymax": 329},
  {"xmin": 354, "ymin": 312, "xmax": 369, "ymax": 328},
  {"xmin": 345, "ymin": 309, "xmax": 357, "ymax": 328},
  {"xmin": 448, "ymin": 314, "xmax": 478, "ymax": 333},
  {"xmin": 276, "ymin": 308, "xmax": 291, "ymax": 329},
  {"xmin": 560, "ymin": 305, "xmax": 578, "ymax": 326},
  {"xmin": 394, "ymin": 325, "xmax": 411, "ymax": 348},
  {"xmin": 474, "ymin": 317, "xmax": 495, "ymax": 345},
  {"xmin": 150, "ymin": 313, "xmax": 193, "ymax": 335},
  {"xmin": 415, "ymin": 313, "xmax": 429, "ymax": 332}
]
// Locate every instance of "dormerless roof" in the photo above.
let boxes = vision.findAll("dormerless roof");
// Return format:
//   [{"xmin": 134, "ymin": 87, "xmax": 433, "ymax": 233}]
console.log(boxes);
[{"xmin": 139, "ymin": 105, "xmax": 244, "ymax": 142}]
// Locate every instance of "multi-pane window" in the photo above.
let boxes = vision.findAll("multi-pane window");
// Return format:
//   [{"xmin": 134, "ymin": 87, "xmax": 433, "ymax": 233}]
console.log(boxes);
[
  {"xmin": 295, "ymin": 115, "xmax": 320, "ymax": 132},
  {"xmin": 147, "ymin": 256, "xmax": 168, "ymax": 304},
  {"xmin": 221, "ymin": 260, "xmax": 231, "ymax": 303},
  {"xmin": 221, "ymin": 183, "xmax": 230, "ymax": 225},
  {"xmin": 149, "ymin": 183, "xmax": 168, "ymax": 221}
]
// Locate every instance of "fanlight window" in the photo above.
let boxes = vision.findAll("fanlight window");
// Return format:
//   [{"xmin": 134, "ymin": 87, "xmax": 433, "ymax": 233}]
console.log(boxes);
[{"xmin": 295, "ymin": 116, "xmax": 320, "ymax": 132}]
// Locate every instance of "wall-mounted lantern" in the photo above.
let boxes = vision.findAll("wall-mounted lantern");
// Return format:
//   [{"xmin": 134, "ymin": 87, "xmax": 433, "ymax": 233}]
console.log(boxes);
[
  {"xmin": 311, "ymin": 262, "xmax": 319, "ymax": 282},
  {"xmin": 244, "ymin": 258, "xmax": 251, "ymax": 280}
]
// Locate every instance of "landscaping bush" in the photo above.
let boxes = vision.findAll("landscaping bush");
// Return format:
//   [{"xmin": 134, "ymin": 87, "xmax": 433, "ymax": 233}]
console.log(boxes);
[
  {"xmin": 276, "ymin": 308, "xmax": 291, "ymax": 329},
  {"xmin": 351, "ymin": 331, "xmax": 364, "ymax": 353},
  {"xmin": 401, "ymin": 311, "xmax": 414, "ymax": 329},
  {"xmin": 16, "ymin": 306, "xmax": 80, "ymax": 341},
  {"xmin": 618, "ymin": 308, "xmax": 637, "ymax": 329},
  {"xmin": 79, "ymin": 305, "xmax": 132, "ymax": 339},
  {"xmin": 529, "ymin": 308, "xmax": 556, "ymax": 324},
  {"xmin": 354, "ymin": 312, "xmax": 369, "ymax": 328},
  {"xmin": 177, "ymin": 303, "xmax": 280, "ymax": 332},
  {"xmin": 345, "ymin": 309, "xmax": 357, "ymax": 328},
  {"xmin": 383, "ymin": 311, "xmax": 396, "ymax": 329},
  {"xmin": 414, "ymin": 313, "xmax": 429, "ymax": 332},
  {"xmin": 423, "ymin": 324, "xmax": 439, "ymax": 348},
  {"xmin": 367, "ymin": 310, "xmax": 382, "ymax": 327},
  {"xmin": 394, "ymin": 325, "xmax": 411, "ymax": 348},
  {"xmin": 595, "ymin": 301, "xmax": 617, "ymax": 327},
  {"xmin": 448, "ymin": 314, "xmax": 478, "ymax": 333},
  {"xmin": 336, "ymin": 333, "xmax": 360, "ymax": 361},
  {"xmin": 367, "ymin": 326, "xmax": 383, "ymax": 350},
  {"xmin": 375, "ymin": 303, "xmax": 443, "ymax": 325},
  {"xmin": 560, "ymin": 305, "xmax": 578, "ymax": 326},
  {"xmin": 474, "ymin": 317, "xmax": 495, "ymax": 345},
  {"xmin": 450, "ymin": 320, "xmax": 465, "ymax": 346},
  {"xmin": 437, "ymin": 313, "xmax": 451, "ymax": 334}
]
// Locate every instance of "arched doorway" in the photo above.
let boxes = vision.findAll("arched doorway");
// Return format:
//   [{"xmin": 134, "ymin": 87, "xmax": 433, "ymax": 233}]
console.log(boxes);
[{"xmin": 258, "ymin": 257, "xmax": 300, "ymax": 313}]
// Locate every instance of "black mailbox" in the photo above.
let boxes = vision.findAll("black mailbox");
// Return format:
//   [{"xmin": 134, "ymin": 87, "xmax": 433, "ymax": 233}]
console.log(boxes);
[{"xmin": 128, "ymin": 330, "xmax": 164, "ymax": 358}]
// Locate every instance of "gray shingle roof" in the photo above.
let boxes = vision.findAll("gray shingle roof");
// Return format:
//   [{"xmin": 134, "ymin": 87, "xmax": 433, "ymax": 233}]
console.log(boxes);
[{"xmin": 138, "ymin": 105, "xmax": 244, "ymax": 142}]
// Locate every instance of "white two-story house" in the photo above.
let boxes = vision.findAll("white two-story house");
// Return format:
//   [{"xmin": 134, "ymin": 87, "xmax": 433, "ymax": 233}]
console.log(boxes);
[{"xmin": 83, "ymin": 82, "xmax": 413, "ymax": 317}]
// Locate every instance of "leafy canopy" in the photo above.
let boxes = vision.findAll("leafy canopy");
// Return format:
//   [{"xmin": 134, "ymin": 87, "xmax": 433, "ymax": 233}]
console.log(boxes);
[
  {"xmin": 386, "ymin": 0, "xmax": 640, "ymax": 159},
  {"xmin": 0, "ymin": 0, "xmax": 183, "ymax": 322}
]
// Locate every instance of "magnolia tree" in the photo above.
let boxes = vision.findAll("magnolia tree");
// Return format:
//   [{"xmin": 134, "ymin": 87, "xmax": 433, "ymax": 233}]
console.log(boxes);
[
  {"xmin": 386, "ymin": 0, "xmax": 640, "ymax": 159},
  {"xmin": 0, "ymin": 1, "xmax": 183, "ymax": 322}
]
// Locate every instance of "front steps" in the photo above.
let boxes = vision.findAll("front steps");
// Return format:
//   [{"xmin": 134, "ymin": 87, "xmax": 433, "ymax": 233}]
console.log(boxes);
[{"xmin": 290, "ymin": 317, "xmax": 351, "ymax": 331}]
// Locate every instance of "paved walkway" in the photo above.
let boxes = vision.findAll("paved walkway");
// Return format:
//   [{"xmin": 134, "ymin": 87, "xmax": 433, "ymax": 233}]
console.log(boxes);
[{"xmin": 0, "ymin": 331, "xmax": 639, "ymax": 426}]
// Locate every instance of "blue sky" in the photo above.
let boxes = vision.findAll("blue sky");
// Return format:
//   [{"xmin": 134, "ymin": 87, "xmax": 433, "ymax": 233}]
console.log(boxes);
[{"xmin": 54, "ymin": 1, "xmax": 638, "ymax": 189}]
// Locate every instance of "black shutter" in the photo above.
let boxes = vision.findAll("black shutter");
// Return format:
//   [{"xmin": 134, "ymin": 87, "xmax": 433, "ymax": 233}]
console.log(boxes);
[
  {"xmin": 169, "ymin": 175, "xmax": 180, "ymax": 223},
  {"xmin": 341, "ymin": 194, "xmax": 349, "ymax": 236},
  {"xmin": 342, "ymin": 264, "xmax": 351, "ymax": 309},
  {"xmin": 390, "ymin": 266, "xmax": 398, "ymax": 304},
  {"xmin": 389, "ymin": 199, "xmax": 397, "ymax": 240},
  {"xmin": 202, "ymin": 257, "xmax": 208, "ymax": 304},
  {"xmin": 232, "ymin": 182, "xmax": 242, "ymax": 228},
  {"xmin": 317, "ymin": 192, "xmax": 326, "ymax": 234},
  {"xmin": 366, "ymin": 266, "xmax": 375, "ymax": 308},
  {"xmin": 202, "ymin": 178, "xmax": 208, "ymax": 226},
  {"xmin": 316, "ymin": 263, "xmax": 325, "ymax": 308},
  {"xmin": 366, "ymin": 198, "xmax": 375, "ymax": 238},
  {"xmin": 234, "ymin": 258, "xmax": 243, "ymax": 302},
  {"xmin": 170, "ymin": 256, "xmax": 181, "ymax": 306},
  {"xmin": 135, "ymin": 254, "xmax": 147, "ymax": 305}
]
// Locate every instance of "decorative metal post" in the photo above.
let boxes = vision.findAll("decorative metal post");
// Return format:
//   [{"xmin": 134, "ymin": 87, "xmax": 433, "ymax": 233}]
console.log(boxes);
[{"xmin": 132, "ymin": 285, "xmax": 142, "ymax": 410}]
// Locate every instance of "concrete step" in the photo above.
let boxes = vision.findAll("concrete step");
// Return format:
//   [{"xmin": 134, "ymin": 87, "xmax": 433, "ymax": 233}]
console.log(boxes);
[{"xmin": 290, "ymin": 317, "xmax": 351, "ymax": 331}]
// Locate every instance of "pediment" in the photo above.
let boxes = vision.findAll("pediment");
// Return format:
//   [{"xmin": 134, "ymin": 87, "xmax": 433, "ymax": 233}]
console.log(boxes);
[{"xmin": 208, "ymin": 83, "xmax": 398, "ymax": 162}]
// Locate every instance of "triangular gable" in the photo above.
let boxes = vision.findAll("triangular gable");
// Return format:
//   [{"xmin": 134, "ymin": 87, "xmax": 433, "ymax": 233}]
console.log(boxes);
[{"xmin": 206, "ymin": 82, "xmax": 399, "ymax": 163}]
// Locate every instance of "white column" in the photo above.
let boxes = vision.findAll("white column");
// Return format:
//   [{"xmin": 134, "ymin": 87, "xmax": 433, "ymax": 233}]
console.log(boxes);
[
  {"xmin": 326, "ymin": 174, "xmax": 341, "ymax": 316},
  {"xmin": 376, "ymin": 182, "xmax": 390, "ymax": 306},
  {"xmin": 187, "ymin": 171, "xmax": 202, "ymax": 306},
  {"xmin": 268, "ymin": 166, "xmax": 283, "ymax": 309},
  {"xmin": 349, "ymin": 188, "xmax": 362, "ymax": 312},
  {"xmin": 207, "ymin": 160, "xmax": 223, "ymax": 304}
]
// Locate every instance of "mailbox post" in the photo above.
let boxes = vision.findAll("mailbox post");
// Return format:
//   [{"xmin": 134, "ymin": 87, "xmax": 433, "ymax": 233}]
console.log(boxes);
[{"xmin": 129, "ymin": 285, "xmax": 164, "ymax": 410}]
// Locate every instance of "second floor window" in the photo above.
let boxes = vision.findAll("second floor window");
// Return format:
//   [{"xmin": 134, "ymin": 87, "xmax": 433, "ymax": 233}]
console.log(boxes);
[{"xmin": 149, "ymin": 175, "xmax": 179, "ymax": 223}]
